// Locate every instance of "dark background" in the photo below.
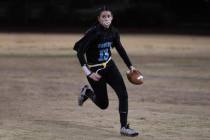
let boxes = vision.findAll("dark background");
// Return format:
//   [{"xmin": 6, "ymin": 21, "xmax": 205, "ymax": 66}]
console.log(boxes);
[{"xmin": 0, "ymin": 0, "xmax": 209, "ymax": 34}]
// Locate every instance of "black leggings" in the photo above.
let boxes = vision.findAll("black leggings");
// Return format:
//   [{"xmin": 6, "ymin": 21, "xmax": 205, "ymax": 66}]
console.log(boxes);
[{"xmin": 87, "ymin": 60, "xmax": 128, "ymax": 127}]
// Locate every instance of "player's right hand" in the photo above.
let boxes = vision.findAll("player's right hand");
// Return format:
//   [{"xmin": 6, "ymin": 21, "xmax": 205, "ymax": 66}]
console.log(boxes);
[{"xmin": 88, "ymin": 73, "xmax": 102, "ymax": 81}]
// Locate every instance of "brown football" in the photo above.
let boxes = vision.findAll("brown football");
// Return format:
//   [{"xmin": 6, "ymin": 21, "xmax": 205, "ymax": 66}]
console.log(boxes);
[{"xmin": 126, "ymin": 69, "xmax": 143, "ymax": 85}]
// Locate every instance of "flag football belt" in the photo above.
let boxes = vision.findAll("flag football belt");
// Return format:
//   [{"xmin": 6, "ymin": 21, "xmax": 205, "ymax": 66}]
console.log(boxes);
[{"xmin": 88, "ymin": 57, "xmax": 112, "ymax": 68}]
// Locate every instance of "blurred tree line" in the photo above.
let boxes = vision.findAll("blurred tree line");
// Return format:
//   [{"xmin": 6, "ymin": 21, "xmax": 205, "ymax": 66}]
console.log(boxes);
[{"xmin": 0, "ymin": 0, "xmax": 209, "ymax": 32}]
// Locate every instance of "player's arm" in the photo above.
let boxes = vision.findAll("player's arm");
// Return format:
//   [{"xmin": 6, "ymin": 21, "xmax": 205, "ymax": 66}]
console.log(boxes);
[
  {"xmin": 114, "ymin": 31, "xmax": 136, "ymax": 71},
  {"xmin": 77, "ymin": 32, "xmax": 93, "ymax": 75},
  {"xmin": 76, "ymin": 30, "xmax": 101, "ymax": 81}
]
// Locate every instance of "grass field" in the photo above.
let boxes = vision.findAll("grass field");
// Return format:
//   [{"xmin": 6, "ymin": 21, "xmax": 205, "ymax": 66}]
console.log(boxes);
[{"xmin": 0, "ymin": 33, "xmax": 210, "ymax": 140}]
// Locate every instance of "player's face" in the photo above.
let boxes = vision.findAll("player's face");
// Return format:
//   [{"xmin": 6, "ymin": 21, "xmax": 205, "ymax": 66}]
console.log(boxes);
[{"xmin": 98, "ymin": 11, "xmax": 113, "ymax": 28}]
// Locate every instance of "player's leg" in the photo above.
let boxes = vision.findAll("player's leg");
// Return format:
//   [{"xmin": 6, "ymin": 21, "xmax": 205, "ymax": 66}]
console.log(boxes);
[
  {"xmin": 78, "ymin": 73, "xmax": 109, "ymax": 110},
  {"xmin": 86, "ymin": 76, "xmax": 109, "ymax": 109},
  {"xmin": 78, "ymin": 64, "xmax": 109, "ymax": 109},
  {"xmin": 107, "ymin": 61, "xmax": 139, "ymax": 136},
  {"xmin": 107, "ymin": 61, "xmax": 128, "ymax": 127}
]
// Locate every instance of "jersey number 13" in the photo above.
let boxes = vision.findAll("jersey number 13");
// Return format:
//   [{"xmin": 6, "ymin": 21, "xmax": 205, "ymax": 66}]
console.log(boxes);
[{"xmin": 98, "ymin": 48, "xmax": 109, "ymax": 62}]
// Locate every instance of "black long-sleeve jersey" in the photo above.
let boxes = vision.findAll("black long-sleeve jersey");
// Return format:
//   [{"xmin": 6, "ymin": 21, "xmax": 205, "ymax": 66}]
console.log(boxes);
[{"xmin": 76, "ymin": 24, "xmax": 132, "ymax": 68}]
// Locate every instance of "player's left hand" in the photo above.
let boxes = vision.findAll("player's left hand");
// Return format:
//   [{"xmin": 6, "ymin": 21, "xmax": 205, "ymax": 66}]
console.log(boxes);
[{"xmin": 129, "ymin": 66, "xmax": 136, "ymax": 72}]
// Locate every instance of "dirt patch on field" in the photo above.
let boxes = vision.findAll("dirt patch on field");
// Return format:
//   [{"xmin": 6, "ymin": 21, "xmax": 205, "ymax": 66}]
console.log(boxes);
[{"xmin": 0, "ymin": 33, "xmax": 210, "ymax": 140}]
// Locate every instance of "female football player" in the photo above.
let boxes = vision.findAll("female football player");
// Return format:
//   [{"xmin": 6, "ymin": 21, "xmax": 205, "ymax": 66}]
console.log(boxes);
[{"xmin": 74, "ymin": 6, "xmax": 139, "ymax": 137}]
